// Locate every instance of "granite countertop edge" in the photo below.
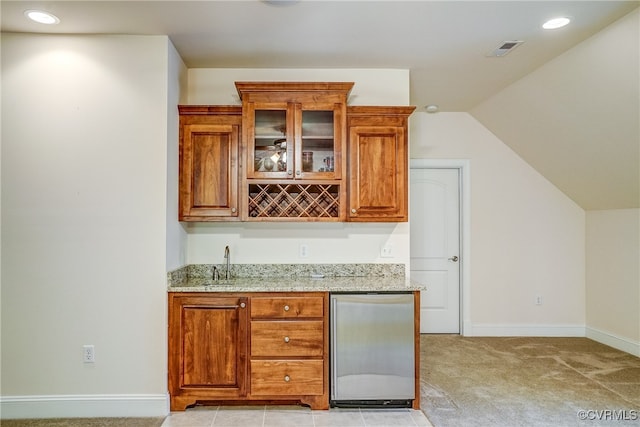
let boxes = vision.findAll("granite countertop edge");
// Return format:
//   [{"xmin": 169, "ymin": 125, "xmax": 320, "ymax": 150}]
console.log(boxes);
[
  {"xmin": 167, "ymin": 263, "xmax": 425, "ymax": 293},
  {"xmin": 168, "ymin": 276, "xmax": 424, "ymax": 293}
]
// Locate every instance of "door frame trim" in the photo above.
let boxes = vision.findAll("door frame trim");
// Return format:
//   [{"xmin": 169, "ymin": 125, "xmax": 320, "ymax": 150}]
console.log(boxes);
[{"xmin": 410, "ymin": 159, "xmax": 470, "ymax": 336}]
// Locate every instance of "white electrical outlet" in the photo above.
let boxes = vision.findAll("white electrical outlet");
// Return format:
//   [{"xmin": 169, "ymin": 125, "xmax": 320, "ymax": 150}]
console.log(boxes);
[
  {"xmin": 83, "ymin": 345, "xmax": 95, "ymax": 363},
  {"xmin": 381, "ymin": 245, "xmax": 393, "ymax": 258},
  {"xmin": 299, "ymin": 244, "xmax": 309, "ymax": 258},
  {"xmin": 535, "ymin": 296, "xmax": 543, "ymax": 306}
]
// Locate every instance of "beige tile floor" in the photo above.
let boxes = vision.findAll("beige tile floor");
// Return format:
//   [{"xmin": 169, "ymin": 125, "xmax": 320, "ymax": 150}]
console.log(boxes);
[{"xmin": 161, "ymin": 405, "xmax": 433, "ymax": 427}]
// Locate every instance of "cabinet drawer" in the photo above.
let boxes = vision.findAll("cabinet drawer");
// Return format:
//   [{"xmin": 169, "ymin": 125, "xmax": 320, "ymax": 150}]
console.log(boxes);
[
  {"xmin": 251, "ymin": 321, "xmax": 323, "ymax": 357},
  {"xmin": 250, "ymin": 360, "xmax": 324, "ymax": 396},
  {"xmin": 251, "ymin": 296, "xmax": 324, "ymax": 319}
]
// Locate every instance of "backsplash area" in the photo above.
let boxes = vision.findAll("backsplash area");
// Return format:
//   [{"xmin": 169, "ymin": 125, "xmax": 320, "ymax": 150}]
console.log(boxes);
[{"xmin": 167, "ymin": 263, "xmax": 405, "ymax": 286}]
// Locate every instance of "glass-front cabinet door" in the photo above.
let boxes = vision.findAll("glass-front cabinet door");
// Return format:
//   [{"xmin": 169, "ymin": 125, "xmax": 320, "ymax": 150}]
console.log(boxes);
[
  {"xmin": 249, "ymin": 104, "xmax": 292, "ymax": 179},
  {"xmin": 246, "ymin": 101, "xmax": 342, "ymax": 180},
  {"xmin": 297, "ymin": 105, "xmax": 340, "ymax": 179}
]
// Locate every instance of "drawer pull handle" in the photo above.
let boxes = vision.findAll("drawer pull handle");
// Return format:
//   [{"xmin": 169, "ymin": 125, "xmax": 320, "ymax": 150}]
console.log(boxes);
[
  {"xmin": 283, "ymin": 305, "xmax": 290, "ymax": 312},
  {"xmin": 284, "ymin": 336, "xmax": 290, "ymax": 343},
  {"xmin": 284, "ymin": 375, "xmax": 290, "ymax": 382}
]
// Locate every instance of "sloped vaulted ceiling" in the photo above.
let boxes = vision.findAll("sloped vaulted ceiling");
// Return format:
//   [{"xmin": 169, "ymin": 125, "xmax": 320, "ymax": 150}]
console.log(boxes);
[{"xmin": 470, "ymin": 8, "xmax": 639, "ymax": 211}]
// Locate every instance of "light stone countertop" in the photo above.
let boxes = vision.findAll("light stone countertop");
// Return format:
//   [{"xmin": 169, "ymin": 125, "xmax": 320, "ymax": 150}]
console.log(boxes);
[
  {"xmin": 168, "ymin": 275, "xmax": 422, "ymax": 293},
  {"xmin": 167, "ymin": 263, "xmax": 425, "ymax": 293}
]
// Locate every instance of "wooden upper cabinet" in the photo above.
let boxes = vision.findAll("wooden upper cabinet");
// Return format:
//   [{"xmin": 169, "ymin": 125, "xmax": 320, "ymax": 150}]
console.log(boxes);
[
  {"xmin": 177, "ymin": 85, "xmax": 415, "ymax": 222},
  {"xmin": 347, "ymin": 106, "xmax": 416, "ymax": 222},
  {"xmin": 236, "ymin": 82, "xmax": 352, "ymax": 182},
  {"xmin": 179, "ymin": 106, "xmax": 241, "ymax": 221}
]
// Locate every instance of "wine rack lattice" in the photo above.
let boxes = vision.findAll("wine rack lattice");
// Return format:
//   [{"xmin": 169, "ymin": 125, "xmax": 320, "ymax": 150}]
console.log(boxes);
[{"xmin": 248, "ymin": 184, "xmax": 340, "ymax": 218}]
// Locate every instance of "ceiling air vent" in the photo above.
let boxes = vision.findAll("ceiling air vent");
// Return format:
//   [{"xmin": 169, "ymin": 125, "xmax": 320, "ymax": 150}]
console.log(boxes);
[{"xmin": 486, "ymin": 40, "xmax": 524, "ymax": 57}]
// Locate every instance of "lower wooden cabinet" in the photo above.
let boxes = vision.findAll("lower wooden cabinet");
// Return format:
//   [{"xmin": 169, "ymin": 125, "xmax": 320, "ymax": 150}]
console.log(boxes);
[
  {"xmin": 168, "ymin": 294, "xmax": 248, "ymax": 411},
  {"xmin": 168, "ymin": 292, "xmax": 329, "ymax": 410}
]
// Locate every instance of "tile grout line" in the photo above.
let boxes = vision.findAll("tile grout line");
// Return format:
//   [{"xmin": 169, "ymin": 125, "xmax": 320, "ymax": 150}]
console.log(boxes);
[
  {"xmin": 358, "ymin": 407, "xmax": 367, "ymax": 427},
  {"xmin": 209, "ymin": 405, "xmax": 219, "ymax": 427}
]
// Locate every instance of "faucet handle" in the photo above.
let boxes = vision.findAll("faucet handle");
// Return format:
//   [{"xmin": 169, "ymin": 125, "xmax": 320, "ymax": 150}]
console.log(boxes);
[{"xmin": 212, "ymin": 266, "xmax": 220, "ymax": 281}]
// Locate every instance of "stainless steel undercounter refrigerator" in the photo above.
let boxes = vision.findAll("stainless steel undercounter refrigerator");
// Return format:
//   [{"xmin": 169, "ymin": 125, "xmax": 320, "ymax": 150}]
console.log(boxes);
[{"xmin": 330, "ymin": 292, "xmax": 415, "ymax": 408}]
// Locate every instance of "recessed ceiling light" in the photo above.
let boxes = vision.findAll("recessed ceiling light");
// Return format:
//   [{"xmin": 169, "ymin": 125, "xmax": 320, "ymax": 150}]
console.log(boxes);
[
  {"xmin": 24, "ymin": 10, "xmax": 60, "ymax": 25},
  {"xmin": 543, "ymin": 17, "xmax": 571, "ymax": 30}
]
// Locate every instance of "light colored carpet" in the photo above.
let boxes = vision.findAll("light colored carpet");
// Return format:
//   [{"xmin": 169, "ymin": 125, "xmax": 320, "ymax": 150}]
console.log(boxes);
[{"xmin": 419, "ymin": 335, "xmax": 640, "ymax": 427}]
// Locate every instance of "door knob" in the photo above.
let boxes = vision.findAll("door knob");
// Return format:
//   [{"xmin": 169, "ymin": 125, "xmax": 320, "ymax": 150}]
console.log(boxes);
[{"xmin": 448, "ymin": 256, "xmax": 459, "ymax": 262}]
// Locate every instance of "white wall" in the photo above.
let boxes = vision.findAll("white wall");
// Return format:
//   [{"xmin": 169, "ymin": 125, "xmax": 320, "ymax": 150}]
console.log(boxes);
[
  {"xmin": 411, "ymin": 112, "xmax": 586, "ymax": 336},
  {"xmin": 586, "ymin": 209, "xmax": 640, "ymax": 356},
  {"xmin": 183, "ymin": 69, "xmax": 412, "ymax": 271},
  {"xmin": 187, "ymin": 68, "xmax": 409, "ymax": 106},
  {"xmin": 166, "ymin": 42, "xmax": 188, "ymax": 271},
  {"xmin": 1, "ymin": 34, "xmax": 176, "ymax": 417}
]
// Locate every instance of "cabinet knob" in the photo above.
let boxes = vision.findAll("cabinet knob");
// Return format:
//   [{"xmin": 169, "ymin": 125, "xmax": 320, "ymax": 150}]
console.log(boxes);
[
  {"xmin": 284, "ymin": 336, "xmax": 290, "ymax": 343},
  {"xmin": 283, "ymin": 305, "xmax": 290, "ymax": 312},
  {"xmin": 231, "ymin": 207, "xmax": 237, "ymax": 213},
  {"xmin": 351, "ymin": 208, "xmax": 357, "ymax": 214},
  {"xmin": 287, "ymin": 170, "xmax": 293, "ymax": 176},
  {"xmin": 295, "ymin": 170, "xmax": 301, "ymax": 176},
  {"xmin": 284, "ymin": 375, "xmax": 291, "ymax": 382},
  {"xmin": 240, "ymin": 302, "xmax": 246, "ymax": 308}
]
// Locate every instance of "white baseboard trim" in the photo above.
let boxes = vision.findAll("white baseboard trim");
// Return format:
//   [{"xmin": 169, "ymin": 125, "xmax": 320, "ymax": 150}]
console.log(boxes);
[
  {"xmin": 463, "ymin": 323, "xmax": 585, "ymax": 337},
  {"xmin": 586, "ymin": 327, "xmax": 640, "ymax": 357},
  {"xmin": 0, "ymin": 394, "xmax": 169, "ymax": 419}
]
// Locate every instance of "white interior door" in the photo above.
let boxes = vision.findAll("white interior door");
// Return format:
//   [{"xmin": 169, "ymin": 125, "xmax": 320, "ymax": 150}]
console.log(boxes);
[{"xmin": 410, "ymin": 168, "xmax": 460, "ymax": 333}]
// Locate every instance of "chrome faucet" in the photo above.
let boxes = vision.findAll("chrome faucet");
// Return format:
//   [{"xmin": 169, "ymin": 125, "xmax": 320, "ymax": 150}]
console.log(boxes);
[{"xmin": 223, "ymin": 245, "xmax": 230, "ymax": 279}]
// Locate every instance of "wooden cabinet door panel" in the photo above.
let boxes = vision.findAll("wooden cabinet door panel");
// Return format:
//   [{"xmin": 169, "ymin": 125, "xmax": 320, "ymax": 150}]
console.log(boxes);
[
  {"xmin": 349, "ymin": 126, "xmax": 406, "ymax": 220},
  {"xmin": 347, "ymin": 106, "xmax": 415, "ymax": 222},
  {"xmin": 174, "ymin": 295, "xmax": 248, "ymax": 396},
  {"xmin": 250, "ymin": 360, "xmax": 324, "ymax": 396},
  {"xmin": 251, "ymin": 320, "xmax": 324, "ymax": 357},
  {"xmin": 182, "ymin": 306, "xmax": 238, "ymax": 387},
  {"xmin": 180, "ymin": 124, "xmax": 239, "ymax": 219}
]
